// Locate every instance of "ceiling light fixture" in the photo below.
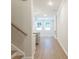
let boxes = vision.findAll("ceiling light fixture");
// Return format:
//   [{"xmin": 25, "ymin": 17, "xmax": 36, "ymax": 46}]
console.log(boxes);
[
  {"xmin": 44, "ymin": 14, "xmax": 47, "ymax": 17},
  {"xmin": 48, "ymin": 1, "xmax": 53, "ymax": 6}
]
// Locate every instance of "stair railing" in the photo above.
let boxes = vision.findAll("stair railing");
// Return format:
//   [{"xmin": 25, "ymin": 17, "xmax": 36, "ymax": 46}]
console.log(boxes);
[{"xmin": 11, "ymin": 23, "xmax": 28, "ymax": 36}]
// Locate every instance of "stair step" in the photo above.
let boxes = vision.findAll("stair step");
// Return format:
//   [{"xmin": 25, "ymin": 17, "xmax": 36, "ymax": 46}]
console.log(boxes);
[
  {"xmin": 11, "ymin": 50, "xmax": 17, "ymax": 55},
  {"xmin": 11, "ymin": 50, "xmax": 24, "ymax": 59},
  {"xmin": 12, "ymin": 55, "xmax": 23, "ymax": 59}
]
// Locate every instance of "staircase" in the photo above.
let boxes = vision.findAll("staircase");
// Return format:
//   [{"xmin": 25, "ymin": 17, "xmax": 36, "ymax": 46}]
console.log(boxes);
[
  {"xmin": 12, "ymin": 51, "xmax": 23, "ymax": 59},
  {"xmin": 12, "ymin": 55, "xmax": 23, "ymax": 59},
  {"xmin": 11, "ymin": 23, "xmax": 33, "ymax": 59},
  {"xmin": 11, "ymin": 44, "xmax": 24, "ymax": 59},
  {"xmin": 11, "ymin": 24, "xmax": 26, "ymax": 59}
]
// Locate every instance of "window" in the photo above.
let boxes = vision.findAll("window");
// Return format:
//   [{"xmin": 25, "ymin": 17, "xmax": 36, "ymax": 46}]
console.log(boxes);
[
  {"xmin": 44, "ymin": 20, "xmax": 51, "ymax": 30},
  {"xmin": 35, "ymin": 20, "xmax": 42, "ymax": 30},
  {"xmin": 35, "ymin": 16, "xmax": 52, "ymax": 31}
]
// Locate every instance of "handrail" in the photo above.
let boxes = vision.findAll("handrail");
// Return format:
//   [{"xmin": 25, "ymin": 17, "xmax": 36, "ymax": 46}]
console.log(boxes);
[{"xmin": 11, "ymin": 23, "xmax": 27, "ymax": 36}]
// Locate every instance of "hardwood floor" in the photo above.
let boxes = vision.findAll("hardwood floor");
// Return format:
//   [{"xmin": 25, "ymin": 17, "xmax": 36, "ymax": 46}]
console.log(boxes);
[{"xmin": 34, "ymin": 37, "xmax": 67, "ymax": 59}]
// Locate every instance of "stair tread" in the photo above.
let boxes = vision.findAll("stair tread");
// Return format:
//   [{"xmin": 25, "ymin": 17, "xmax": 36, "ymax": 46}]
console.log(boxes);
[
  {"xmin": 12, "ymin": 55, "xmax": 22, "ymax": 59},
  {"xmin": 11, "ymin": 50, "xmax": 17, "ymax": 55}
]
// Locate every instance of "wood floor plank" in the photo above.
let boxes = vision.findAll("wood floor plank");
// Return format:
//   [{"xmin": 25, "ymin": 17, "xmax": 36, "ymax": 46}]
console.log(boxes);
[{"xmin": 34, "ymin": 37, "xmax": 67, "ymax": 59}]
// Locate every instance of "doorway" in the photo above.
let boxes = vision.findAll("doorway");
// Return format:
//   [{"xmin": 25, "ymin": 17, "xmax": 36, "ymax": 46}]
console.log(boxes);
[{"xmin": 33, "ymin": 16, "xmax": 55, "ymax": 37}]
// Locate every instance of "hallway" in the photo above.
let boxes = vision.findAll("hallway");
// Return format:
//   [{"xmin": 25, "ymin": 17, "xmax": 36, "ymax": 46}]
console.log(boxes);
[
  {"xmin": 11, "ymin": 0, "xmax": 68, "ymax": 58},
  {"xmin": 34, "ymin": 37, "xmax": 67, "ymax": 59}
]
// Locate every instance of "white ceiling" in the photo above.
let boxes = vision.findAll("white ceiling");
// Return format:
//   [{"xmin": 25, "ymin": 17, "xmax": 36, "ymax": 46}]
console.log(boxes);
[{"xmin": 33, "ymin": 0, "xmax": 63, "ymax": 16}]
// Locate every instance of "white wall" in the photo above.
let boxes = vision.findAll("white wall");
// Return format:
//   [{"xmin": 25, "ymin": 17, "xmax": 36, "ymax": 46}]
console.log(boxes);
[
  {"xmin": 11, "ymin": 0, "xmax": 32, "ymax": 35},
  {"xmin": 56, "ymin": 0, "xmax": 68, "ymax": 55},
  {"xmin": 11, "ymin": 0, "xmax": 32, "ymax": 57}
]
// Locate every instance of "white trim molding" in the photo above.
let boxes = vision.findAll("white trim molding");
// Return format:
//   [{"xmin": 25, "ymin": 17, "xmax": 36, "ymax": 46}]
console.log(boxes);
[
  {"xmin": 11, "ymin": 43, "xmax": 25, "ymax": 56},
  {"xmin": 56, "ymin": 37, "xmax": 68, "ymax": 56}
]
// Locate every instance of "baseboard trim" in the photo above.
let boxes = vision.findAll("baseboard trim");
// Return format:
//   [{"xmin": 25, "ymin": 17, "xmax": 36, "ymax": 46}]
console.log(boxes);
[
  {"xmin": 57, "ymin": 39, "xmax": 68, "ymax": 56},
  {"xmin": 54, "ymin": 37, "xmax": 68, "ymax": 56}
]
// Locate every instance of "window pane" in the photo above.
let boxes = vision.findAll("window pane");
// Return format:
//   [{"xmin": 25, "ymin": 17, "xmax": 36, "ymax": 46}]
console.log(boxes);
[
  {"xmin": 35, "ymin": 16, "xmax": 53, "ymax": 30},
  {"xmin": 35, "ymin": 17, "xmax": 42, "ymax": 30},
  {"xmin": 44, "ymin": 20, "xmax": 51, "ymax": 30}
]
